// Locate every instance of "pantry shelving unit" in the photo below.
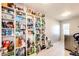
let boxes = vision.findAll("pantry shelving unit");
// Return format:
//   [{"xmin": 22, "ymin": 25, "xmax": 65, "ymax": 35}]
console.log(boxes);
[
  {"xmin": 1, "ymin": 3, "xmax": 50, "ymax": 56},
  {"xmin": 26, "ymin": 9, "xmax": 36, "ymax": 55},
  {"xmin": 15, "ymin": 4, "xmax": 26, "ymax": 56},
  {"xmin": 26, "ymin": 8, "xmax": 46, "ymax": 56},
  {"xmin": 1, "ymin": 3, "xmax": 15, "ymax": 56}
]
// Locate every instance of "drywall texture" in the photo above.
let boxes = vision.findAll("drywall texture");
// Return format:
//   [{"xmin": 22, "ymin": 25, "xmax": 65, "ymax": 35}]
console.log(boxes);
[{"xmin": 45, "ymin": 17, "xmax": 60, "ymax": 44}]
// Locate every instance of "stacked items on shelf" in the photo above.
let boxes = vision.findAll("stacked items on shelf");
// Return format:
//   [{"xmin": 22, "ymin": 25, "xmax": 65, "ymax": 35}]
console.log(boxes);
[
  {"xmin": 1, "ymin": 3, "xmax": 51, "ymax": 56},
  {"xmin": 1, "ymin": 3, "xmax": 15, "ymax": 56},
  {"xmin": 15, "ymin": 5, "xmax": 26, "ymax": 56},
  {"xmin": 26, "ymin": 8, "xmax": 50, "ymax": 56},
  {"xmin": 35, "ymin": 14, "xmax": 42, "ymax": 54},
  {"xmin": 41, "ymin": 15, "xmax": 46, "ymax": 49},
  {"xmin": 41, "ymin": 15, "xmax": 52, "ymax": 49},
  {"xmin": 26, "ymin": 8, "xmax": 36, "ymax": 56},
  {"xmin": 35, "ymin": 13, "xmax": 46, "ymax": 54}
]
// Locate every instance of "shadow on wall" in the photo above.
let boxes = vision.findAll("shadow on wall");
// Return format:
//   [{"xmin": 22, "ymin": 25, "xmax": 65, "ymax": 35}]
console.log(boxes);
[
  {"xmin": 45, "ymin": 18, "xmax": 60, "ymax": 43},
  {"xmin": 51, "ymin": 25, "xmax": 60, "ymax": 43}
]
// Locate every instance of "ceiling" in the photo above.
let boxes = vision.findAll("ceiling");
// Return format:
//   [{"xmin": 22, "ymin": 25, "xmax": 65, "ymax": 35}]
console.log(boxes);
[{"xmin": 16, "ymin": 3, "xmax": 79, "ymax": 21}]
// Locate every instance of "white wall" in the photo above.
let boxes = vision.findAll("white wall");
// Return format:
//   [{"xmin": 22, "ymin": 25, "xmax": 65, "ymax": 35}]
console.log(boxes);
[
  {"xmin": 60, "ymin": 18, "xmax": 79, "ymax": 51},
  {"xmin": 69, "ymin": 19, "xmax": 79, "ymax": 35},
  {"xmin": 60, "ymin": 17, "xmax": 79, "ymax": 48},
  {"xmin": 45, "ymin": 17, "xmax": 60, "ymax": 43},
  {"xmin": 61, "ymin": 18, "xmax": 79, "ymax": 35},
  {"xmin": 60, "ymin": 22, "xmax": 64, "ymax": 42}
]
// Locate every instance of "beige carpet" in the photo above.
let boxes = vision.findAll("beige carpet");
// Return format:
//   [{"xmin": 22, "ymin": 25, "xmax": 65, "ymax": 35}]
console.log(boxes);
[{"xmin": 36, "ymin": 41, "xmax": 64, "ymax": 56}]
